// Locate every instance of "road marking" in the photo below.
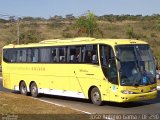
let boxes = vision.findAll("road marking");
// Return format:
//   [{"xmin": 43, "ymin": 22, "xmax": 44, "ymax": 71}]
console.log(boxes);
[
  {"xmin": 33, "ymin": 98, "xmax": 92, "ymax": 114},
  {"xmin": 33, "ymin": 98, "xmax": 65, "ymax": 107}
]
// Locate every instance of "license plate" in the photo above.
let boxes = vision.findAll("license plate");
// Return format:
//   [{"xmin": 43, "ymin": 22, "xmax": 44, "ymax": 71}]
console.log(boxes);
[{"xmin": 139, "ymin": 96, "xmax": 146, "ymax": 99}]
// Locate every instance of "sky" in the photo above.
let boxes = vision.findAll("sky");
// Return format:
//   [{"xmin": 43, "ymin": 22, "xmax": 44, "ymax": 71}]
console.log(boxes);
[{"xmin": 0, "ymin": 0, "xmax": 160, "ymax": 18}]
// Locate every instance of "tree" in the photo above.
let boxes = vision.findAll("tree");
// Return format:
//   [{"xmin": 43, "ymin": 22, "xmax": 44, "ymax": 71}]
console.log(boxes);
[
  {"xmin": 76, "ymin": 12, "xmax": 101, "ymax": 37},
  {"xmin": 19, "ymin": 29, "xmax": 43, "ymax": 44},
  {"xmin": 126, "ymin": 25, "xmax": 134, "ymax": 39}
]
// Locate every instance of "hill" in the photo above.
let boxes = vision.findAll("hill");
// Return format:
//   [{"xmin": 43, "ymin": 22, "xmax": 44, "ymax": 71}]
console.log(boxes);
[{"xmin": 0, "ymin": 15, "xmax": 160, "ymax": 63}]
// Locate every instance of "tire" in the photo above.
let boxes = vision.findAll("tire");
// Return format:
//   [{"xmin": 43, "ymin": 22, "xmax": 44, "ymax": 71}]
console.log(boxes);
[
  {"xmin": 30, "ymin": 82, "xmax": 39, "ymax": 97},
  {"xmin": 20, "ymin": 81, "xmax": 28, "ymax": 95},
  {"xmin": 91, "ymin": 87, "xmax": 103, "ymax": 106}
]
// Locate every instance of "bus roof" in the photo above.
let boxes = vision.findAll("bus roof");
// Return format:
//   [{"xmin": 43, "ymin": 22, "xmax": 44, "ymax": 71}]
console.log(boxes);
[{"xmin": 3, "ymin": 37, "xmax": 148, "ymax": 49}]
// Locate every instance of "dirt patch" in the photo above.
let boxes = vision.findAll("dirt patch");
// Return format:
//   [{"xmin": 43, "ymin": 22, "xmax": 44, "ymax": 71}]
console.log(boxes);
[{"xmin": 0, "ymin": 92, "xmax": 89, "ymax": 120}]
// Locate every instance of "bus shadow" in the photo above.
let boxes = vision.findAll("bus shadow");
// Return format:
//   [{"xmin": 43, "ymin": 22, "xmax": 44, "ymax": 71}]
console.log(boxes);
[
  {"xmin": 38, "ymin": 90, "xmax": 160, "ymax": 108},
  {"xmin": 102, "ymin": 101, "xmax": 153, "ymax": 108}
]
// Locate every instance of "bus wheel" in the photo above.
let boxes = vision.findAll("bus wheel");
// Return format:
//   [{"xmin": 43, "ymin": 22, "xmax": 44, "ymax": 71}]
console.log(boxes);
[
  {"xmin": 91, "ymin": 87, "xmax": 102, "ymax": 106},
  {"xmin": 30, "ymin": 82, "xmax": 39, "ymax": 97},
  {"xmin": 20, "ymin": 81, "xmax": 28, "ymax": 95}
]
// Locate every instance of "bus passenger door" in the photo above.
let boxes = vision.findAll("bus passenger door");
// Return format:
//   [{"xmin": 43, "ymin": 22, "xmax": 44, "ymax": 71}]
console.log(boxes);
[
  {"xmin": 100, "ymin": 45, "xmax": 119, "ymax": 101},
  {"xmin": 100, "ymin": 45, "xmax": 111, "ymax": 100},
  {"xmin": 107, "ymin": 58, "xmax": 119, "ymax": 101}
]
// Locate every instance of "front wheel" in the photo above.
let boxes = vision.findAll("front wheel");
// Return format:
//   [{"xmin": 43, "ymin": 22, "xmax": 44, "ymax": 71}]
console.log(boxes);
[
  {"xmin": 30, "ymin": 82, "xmax": 39, "ymax": 97},
  {"xmin": 91, "ymin": 87, "xmax": 103, "ymax": 106}
]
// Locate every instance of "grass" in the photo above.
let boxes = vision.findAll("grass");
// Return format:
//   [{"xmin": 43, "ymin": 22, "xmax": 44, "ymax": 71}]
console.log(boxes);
[
  {"xmin": 0, "ymin": 18, "xmax": 160, "ymax": 83},
  {"xmin": 0, "ymin": 92, "xmax": 89, "ymax": 120},
  {"xmin": 0, "ymin": 19, "xmax": 160, "ymax": 62}
]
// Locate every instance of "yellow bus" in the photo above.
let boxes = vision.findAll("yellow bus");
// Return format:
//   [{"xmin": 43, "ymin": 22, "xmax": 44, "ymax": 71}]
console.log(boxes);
[{"xmin": 2, "ymin": 37, "xmax": 157, "ymax": 105}]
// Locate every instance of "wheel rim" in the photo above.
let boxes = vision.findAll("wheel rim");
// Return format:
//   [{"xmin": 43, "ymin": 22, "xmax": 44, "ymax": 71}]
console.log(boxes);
[
  {"xmin": 31, "ymin": 86, "xmax": 37, "ymax": 95},
  {"xmin": 21, "ymin": 84, "xmax": 27, "ymax": 94},
  {"xmin": 93, "ymin": 91, "xmax": 100, "ymax": 102}
]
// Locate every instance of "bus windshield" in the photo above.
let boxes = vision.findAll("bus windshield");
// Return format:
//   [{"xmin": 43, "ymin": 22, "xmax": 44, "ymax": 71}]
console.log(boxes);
[{"xmin": 116, "ymin": 45, "xmax": 156, "ymax": 86}]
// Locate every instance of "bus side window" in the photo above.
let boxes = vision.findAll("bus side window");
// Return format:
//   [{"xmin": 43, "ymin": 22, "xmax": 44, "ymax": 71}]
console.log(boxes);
[
  {"xmin": 11, "ymin": 50, "xmax": 17, "ymax": 62},
  {"xmin": 32, "ymin": 48, "xmax": 39, "ymax": 62},
  {"xmin": 40, "ymin": 47, "xmax": 51, "ymax": 63},
  {"xmin": 51, "ymin": 48, "xmax": 57, "ymax": 62},
  {"xmin": 16, "ymin": 49, "xmax": 26, "ymax": 62},
  {"xmin": 68, "ymin": 47, "xmax": 76, "ymax": 63},
  {"xmin": 3, "ymin": 49, "xmax": 10, "ymax": 62},
  {"xmin": 92, "ymin": 45, "xmax": 98, "ymax": 64},
  {"xmin": 92, "ymin": 54, "xmax": 98, "ymax": 64},
  {"xmin": 69, "ymin": 46, "xmax": 82, "ymax": 63},
  {"xmin": 70, "ymin": 55, "xmax": 76, "ymax": 62},
  {"xmin": 3, "ymin": 49, "xmax": 16, "ymax": 63},
  {"xmin": 83, "ymin": 45, "xmax": 98, "ymax": 64},
  {"xmin": 67, "ymin": 46, "xmax": 82, "ymax": 63},
  {"xmin": 21, "ymin": 49, "xmax": 27, "ymax": 62},
  {"xmin": 59, "ymin": 47, "xmax": 66, "ymax": 63},
  {"xmin": 76, "ymin": 47, "xmax": 82, "ymax": 62},
  {"xmin": 85, "ymin": 51, "xmax": 92, "ymax": 63},
  {"xmin": 27, "ymin": 49, "xmax": 32, "ymax": 62}
]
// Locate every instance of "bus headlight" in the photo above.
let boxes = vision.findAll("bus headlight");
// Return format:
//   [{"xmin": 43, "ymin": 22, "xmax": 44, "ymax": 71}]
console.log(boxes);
[
  {"xmin": 121, "ymin": 90, "xmax": 134, "ymax": 94},
  {"xmin": 149, "ymin": 87, "xmax": 157, "ymax": 92}
]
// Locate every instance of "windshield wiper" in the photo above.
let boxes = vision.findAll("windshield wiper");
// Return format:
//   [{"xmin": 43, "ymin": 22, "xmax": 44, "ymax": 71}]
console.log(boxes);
[
  {"xmin": 133, "ymin": 73, "xmax": 141, "ymax": 86},
  {"xmin": 132, "ymin": 78, "xmax": 140, "ymax": 86},
  {"xmin": 133, "ymin": 82, "xmax": 139, "ymax": 86}
]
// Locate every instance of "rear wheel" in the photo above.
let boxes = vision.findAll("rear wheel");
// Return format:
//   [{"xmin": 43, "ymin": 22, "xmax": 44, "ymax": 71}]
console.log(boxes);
[
  {"xmin": 30, "ymin": 82, "xmax": 39, "ymax": 97},
  {"xmin": 20, "ymin": 81, "xmax": 27, "ymax": 95},
  {"xmin": 91, "ymin": 87, "xmax": 103, "ymax": 106}
]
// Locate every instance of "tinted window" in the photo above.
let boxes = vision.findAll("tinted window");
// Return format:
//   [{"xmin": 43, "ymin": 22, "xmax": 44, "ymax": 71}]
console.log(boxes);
[
  {"xmin": 27, "ymin": 49, "xmax": 32, "ymax": 62},
  {"xmin": 40, "ymin": 48, "xmax": 51, "ymax": 62},
  {"xmin": 83, "ymin": 45, "xmax": 98, "ymax": 64},
  {"xmin": 59, "ymin": 47, "xmax": 66, "ymax": 63},
  {"xmin": 3, "ymin": 44, "xmax": 98, "ymax": 64},
  {"xmin": 16, "ymin": 49, "xmax": 27, "ymax": 62},
  {"xmin": 67, "ymin": 46, "xmax": 82, "ymax": 63},
  {"xmin": 3, "ymin": 49, "xmax": 16, "ymax": 62},
  {"xmin": 32, "ymin": 48, "xmax": 39, "ymax": 62},
  {"xmin": 51, "ymin": 48, "xmax": 59, "ymax": 62}
]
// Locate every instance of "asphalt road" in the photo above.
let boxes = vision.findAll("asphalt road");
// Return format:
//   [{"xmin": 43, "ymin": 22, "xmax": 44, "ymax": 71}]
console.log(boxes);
[{"xmin": 0, "ymin": 78, "xmax": 160, "ymax": 115}]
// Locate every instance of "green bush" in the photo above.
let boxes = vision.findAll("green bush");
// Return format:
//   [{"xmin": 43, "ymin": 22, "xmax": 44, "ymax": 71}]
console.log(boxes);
[
  {"xmin": 126, "ymin": 26, "xmax": 134, "ymax": 39},
  {"xmin": 62, "ymin": 32, "xmax": 73, "ymax": 38},
  {"xmin": 49, "ymin": 21, "xmax": 62, "ymax": 28},
  {"xmin": 19, "ymin": 29, "xmax": 43, "ymax": 43}
]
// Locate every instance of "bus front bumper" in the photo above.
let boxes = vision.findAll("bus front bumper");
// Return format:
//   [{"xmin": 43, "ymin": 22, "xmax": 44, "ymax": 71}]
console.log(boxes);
[{"xmin": 118, "ymin": 91, "xmax": 157, "ymax": 102}]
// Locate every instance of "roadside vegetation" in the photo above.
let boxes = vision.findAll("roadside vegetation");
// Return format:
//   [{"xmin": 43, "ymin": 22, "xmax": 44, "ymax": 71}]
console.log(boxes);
[
  {"xmin": 0, "ymin": 13, "xmax": 160, "ymax": 62},
  {"xmin": 0, "ymin": 92, "xmax": 88, "ymax": 120}
]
